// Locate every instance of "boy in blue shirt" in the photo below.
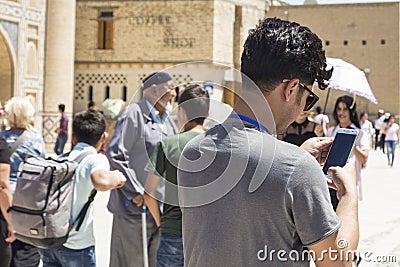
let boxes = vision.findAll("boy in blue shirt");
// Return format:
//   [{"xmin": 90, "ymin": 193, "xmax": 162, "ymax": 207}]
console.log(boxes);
[{"xmin": 40, "ymin": 110, "xmax": 126, "ymax": 266}]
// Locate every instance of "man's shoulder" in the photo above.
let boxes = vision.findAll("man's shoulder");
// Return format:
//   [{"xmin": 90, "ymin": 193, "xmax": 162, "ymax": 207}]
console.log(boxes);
[
  {"xmin": 161, "ymin": 133, "xmax": 180, "ymax": 144},
  {"xmin": 162, "ymin": 131, "xmax": 200, "ymax": 150},
  {"xmin": 127, "ymin": 101, "xmax": 144, "ymax": 113},
  {"xmin": 121, "ymin": 101, "xmax": 147, "ymax": 121},
  {"xmin": 275, "ymin": 139, "xmax": 310, "ymax": 158},
  {"xmin": 76, "ymin": 153, "xmax": 109, "ymax": 175},
  {"xmin": 273, "ymin": 140, "xmax": 322, "ymax": 177},
  {"xmin": 164, "ymin": 131, "xmax": 199, "ymax": 141}
]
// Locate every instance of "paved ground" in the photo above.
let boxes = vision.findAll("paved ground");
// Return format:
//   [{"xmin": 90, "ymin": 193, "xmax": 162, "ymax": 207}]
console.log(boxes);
[
  {"xmin": 357, "ymin": 149, "xmax": 400, "ymax": 267},
  {"xmin": 93, "ymin": 149, "xmax": 400, "ymax": 267}
]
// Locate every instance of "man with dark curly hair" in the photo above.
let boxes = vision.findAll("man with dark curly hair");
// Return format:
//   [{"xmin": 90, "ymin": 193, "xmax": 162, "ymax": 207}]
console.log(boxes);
[{"xmin": 179, "ymin": 18, "xmax": 359, "ymax": 266}]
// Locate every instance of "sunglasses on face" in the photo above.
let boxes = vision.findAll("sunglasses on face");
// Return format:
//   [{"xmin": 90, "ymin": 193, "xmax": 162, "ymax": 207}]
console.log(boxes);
[{"xmin": 282, "ymin": 79, "xmax": 319, "ymax": 111}]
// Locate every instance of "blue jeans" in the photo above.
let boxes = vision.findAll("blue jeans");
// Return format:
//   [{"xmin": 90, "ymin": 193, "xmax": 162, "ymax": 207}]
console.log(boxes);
[
  {"xmin": 385, "ymin": 140, "xmax": 397, "ymax": 166},
  {"xmin": 156, "ymin": 232, "xmax": 184, "ymax": 267},
  {"xmin": 54, "ymin": 135, "xmax": 68, "ymax": 155},
  {"xmin": 39, "ymin": 245, "xmax": 96, "ymax": 267}
]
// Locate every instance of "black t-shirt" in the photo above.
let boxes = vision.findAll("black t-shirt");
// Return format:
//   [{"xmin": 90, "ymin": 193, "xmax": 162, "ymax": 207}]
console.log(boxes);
[
  {"xmin": 283, "ymin": 119, "xmax": 317, "ymax": 146},
  {"xmin": 0, "ymin": 137, "xmax": 10, "ymax": 164}
]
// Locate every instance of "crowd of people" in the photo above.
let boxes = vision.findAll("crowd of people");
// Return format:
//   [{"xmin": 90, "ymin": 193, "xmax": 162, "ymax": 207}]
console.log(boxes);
[{"xmin": 0, "ymin": 17, "xmax": 398, "ymax": 267}]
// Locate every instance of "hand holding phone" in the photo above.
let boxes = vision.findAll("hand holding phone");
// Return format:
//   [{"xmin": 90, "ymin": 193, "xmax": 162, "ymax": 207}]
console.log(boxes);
[
  {"xmin": 300, "ymin": 137, "xmax": 333, "ymax": 165},
  {"xmin": 323, "ymin": 128, "xmax": 359, "ymax": 177},
  {"xmin": 326, "ymin": 159, "xmax": 357, "ymax": 199}
]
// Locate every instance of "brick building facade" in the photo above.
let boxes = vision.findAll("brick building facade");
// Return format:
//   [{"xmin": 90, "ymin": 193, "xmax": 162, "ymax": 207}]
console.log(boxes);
[
  {"xmin": 266, "ymin": 2, "xmax": 399, "ymax": 117},
  {"xmin": 74, "ymin": 0, "xmax": 266, "ymax": 114}
]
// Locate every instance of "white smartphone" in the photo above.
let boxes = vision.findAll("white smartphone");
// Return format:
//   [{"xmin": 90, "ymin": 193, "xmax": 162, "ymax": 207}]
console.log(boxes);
[{"xmin": 323, "ymin": 128, "xmax": 359, "ymax": 177}]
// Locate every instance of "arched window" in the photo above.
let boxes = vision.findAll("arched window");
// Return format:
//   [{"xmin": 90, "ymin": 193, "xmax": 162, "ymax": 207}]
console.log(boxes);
[
  {"xmin": 122, "ymin": 85, "xmax": 127, "ymax": 101},
  {"xmin": 105, "ymin": 85, "xmax": 110, "ymax": 100},
  {"xmin": 88, "ymin": 85, "xmax": 93, "ymax": 101},
  {"xmin": 26, "ymin": 41, "xmax": 38, "ymax": 76}
]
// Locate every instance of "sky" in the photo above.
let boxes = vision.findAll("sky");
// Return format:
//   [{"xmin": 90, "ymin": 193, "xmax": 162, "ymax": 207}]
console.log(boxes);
[{"xmin": 282, "ymin": 0, "xmax": 399, "ymax": 4}]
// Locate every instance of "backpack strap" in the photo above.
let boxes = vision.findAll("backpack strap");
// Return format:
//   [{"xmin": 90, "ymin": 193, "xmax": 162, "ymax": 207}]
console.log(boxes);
[
  {"xmin": 72, "ymin": 150, "xmax": 95, "ymax": 164},
  {"xmin": 73, "ymin": 189, "xmax": 97, "ymax": 231},
  {"xmin": 10, "ymin": 131, "xmax": 28, "ymax": 155},
  {"xmin": 70, "ymin": 149, "xmax": 98, "ymax": 232}
]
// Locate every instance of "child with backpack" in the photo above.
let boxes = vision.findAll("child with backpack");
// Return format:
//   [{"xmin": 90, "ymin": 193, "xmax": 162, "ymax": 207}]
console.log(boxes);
[{"xmin": 39, "ymin": 110, "xmax": 126, "ymax": 266}]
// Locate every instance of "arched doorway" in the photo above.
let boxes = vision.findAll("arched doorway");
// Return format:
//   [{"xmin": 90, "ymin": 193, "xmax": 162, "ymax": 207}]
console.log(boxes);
[{"xmin": 0, "ymin": 26, "xmax": 16, "ymax": 105}]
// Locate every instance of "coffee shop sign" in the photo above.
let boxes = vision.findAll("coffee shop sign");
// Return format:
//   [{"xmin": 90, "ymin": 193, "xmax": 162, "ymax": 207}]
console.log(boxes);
[
  {"xmin": 128, "ymin": 15, "xmax": 172, "ymax": 26},
  {"xmin": 164, "ymin": 37, "xmax": 195, "ymax": 48}
]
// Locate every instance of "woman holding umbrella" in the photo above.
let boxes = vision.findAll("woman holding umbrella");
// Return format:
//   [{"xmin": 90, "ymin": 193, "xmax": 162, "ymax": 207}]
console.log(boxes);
[{"xmin": 327, "ymin": 95, "xmax": 369, "ymax": 209}]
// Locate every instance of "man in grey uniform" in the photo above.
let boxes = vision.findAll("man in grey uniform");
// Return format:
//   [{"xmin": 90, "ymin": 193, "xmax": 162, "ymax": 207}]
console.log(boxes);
[
  {"xmin": 107, "ymin": 72, "xmax": 178, "ymax": 267},
  {"xmin": 179, "ymin": 18, "xmax": 359, "ymax": 266}
]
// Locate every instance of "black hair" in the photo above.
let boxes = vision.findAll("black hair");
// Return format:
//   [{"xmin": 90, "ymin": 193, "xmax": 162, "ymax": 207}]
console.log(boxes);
[
  {"xmin": 316, "ymin": 106, "xmax": 322, "ymax": 114},
  {"xmin": 359, "ymin": 111, "xmax": 368, "ymax": 120},
  {"xmin": 178, "ymin": 84, "xmax": 210, "ymax": 125},
  {"xmin": 333, "ymin": 95, "xmax": 360, "ymax": 129},
  {"xmin": 73, "ymin": 110, "xmax": 106, "ymax": 146},
  {"xmin": 58, "ymin": 104, "xmax": 65, "ymax": 112},
  {"xmin": 88, "ymin": 100, "xmax": 96, "ymax": 109},
  {"xmin": 241, "ymin": 17, "xmax": 332, "ymax": 93}
]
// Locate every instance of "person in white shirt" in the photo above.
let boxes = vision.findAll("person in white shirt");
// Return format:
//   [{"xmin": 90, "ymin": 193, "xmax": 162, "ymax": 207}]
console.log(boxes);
[
  {"xmin": 374, "ymin": 109, "xmax": 385, "ymax": 150},
  {"xmin": 384, "ymin": 115, "xmax": 400, "ymax": 167},
  {"xmin": 313, "ymin": 106, "xmax": 329, "ymax": 135},
  {"xmin": 360, "ymin": 112, "xmax": 374, "ymax": 148}
]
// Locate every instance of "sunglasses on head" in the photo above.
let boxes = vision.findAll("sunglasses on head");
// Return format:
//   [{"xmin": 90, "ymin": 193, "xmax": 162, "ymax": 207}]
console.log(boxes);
[{"xmin": 282, "ymin": 79, "xmax": 319, "ymax": 111}]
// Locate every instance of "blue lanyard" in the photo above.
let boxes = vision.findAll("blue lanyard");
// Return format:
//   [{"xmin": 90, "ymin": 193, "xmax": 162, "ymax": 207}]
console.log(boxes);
[{"xmin": 228, "ymin": 114, "xmax": 270, "ymax": 135}]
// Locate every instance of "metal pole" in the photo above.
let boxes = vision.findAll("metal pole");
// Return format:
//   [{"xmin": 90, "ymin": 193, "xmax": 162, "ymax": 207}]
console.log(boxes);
[
  {"xmin": 323, "ymin": 88, "xmax": 331, "ymax": 115},
  {"xmin": 142, "ymin": 206, "xmax": 149, "ymax": 267}
]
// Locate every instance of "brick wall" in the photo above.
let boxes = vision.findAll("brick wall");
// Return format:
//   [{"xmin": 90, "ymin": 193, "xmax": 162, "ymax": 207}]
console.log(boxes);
[
  {"xmin": 267, "ymin": 3, "xmax": 400, "ymax": 117},
  {"xmin": 75, "ymin": 1, "xmax": 215, "ymax": 62}
]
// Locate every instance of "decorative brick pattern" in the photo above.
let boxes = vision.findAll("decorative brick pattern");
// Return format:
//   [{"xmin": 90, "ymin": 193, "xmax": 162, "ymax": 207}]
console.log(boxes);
[{"xmin": 74, "ymin": 72, "xmax": 128, "ymax": 100}]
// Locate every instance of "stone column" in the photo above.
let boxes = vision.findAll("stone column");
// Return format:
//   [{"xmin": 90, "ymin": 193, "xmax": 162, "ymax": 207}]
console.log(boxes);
[{"xmin": 43, "ymin": 0, "xmax": 76, "ymax": 153}]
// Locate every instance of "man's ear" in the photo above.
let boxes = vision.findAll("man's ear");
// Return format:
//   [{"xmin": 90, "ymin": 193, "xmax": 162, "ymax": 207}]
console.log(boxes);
[
  {"xmin": 151, "ymin": 84, "xmax": 158, "ymax": 94},
  {"xmin": 178, "ymin": 106, "xmax": 188, "ymax": 120},
  {"xmin": 71, "ymin": 133, "xmax": 78, "ymax": 146},
  {"xmin": 143, "ymin": 85, "xmax": 157, "ymax": 104},
  {"xmin": 100, "ymin": 132, "xmax": 108, "ymax": 144},
  {"xmin": 283, "ymin": 79, "xmax": 300, "ymax": 102}
]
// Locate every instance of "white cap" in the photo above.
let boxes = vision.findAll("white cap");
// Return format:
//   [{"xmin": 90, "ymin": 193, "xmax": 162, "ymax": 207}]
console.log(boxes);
[{"xmin": 378, "ymin": 109, "xmax": 384, "ymax": 113}]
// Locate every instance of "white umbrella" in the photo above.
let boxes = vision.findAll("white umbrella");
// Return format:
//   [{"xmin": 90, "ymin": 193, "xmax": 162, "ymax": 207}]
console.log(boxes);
[
  {"xmin": 314, "ymin": 58, "xmax": 377, "ymax": 114},
  {"xmin": 324, "ymin": 58, "xmax": 377, "ymax": 104}
]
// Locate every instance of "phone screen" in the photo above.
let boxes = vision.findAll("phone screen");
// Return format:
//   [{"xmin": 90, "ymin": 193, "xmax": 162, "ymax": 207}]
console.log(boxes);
[{"xmin": 323, "ymin": 131, "xmax": 358, "ymax": 174}]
